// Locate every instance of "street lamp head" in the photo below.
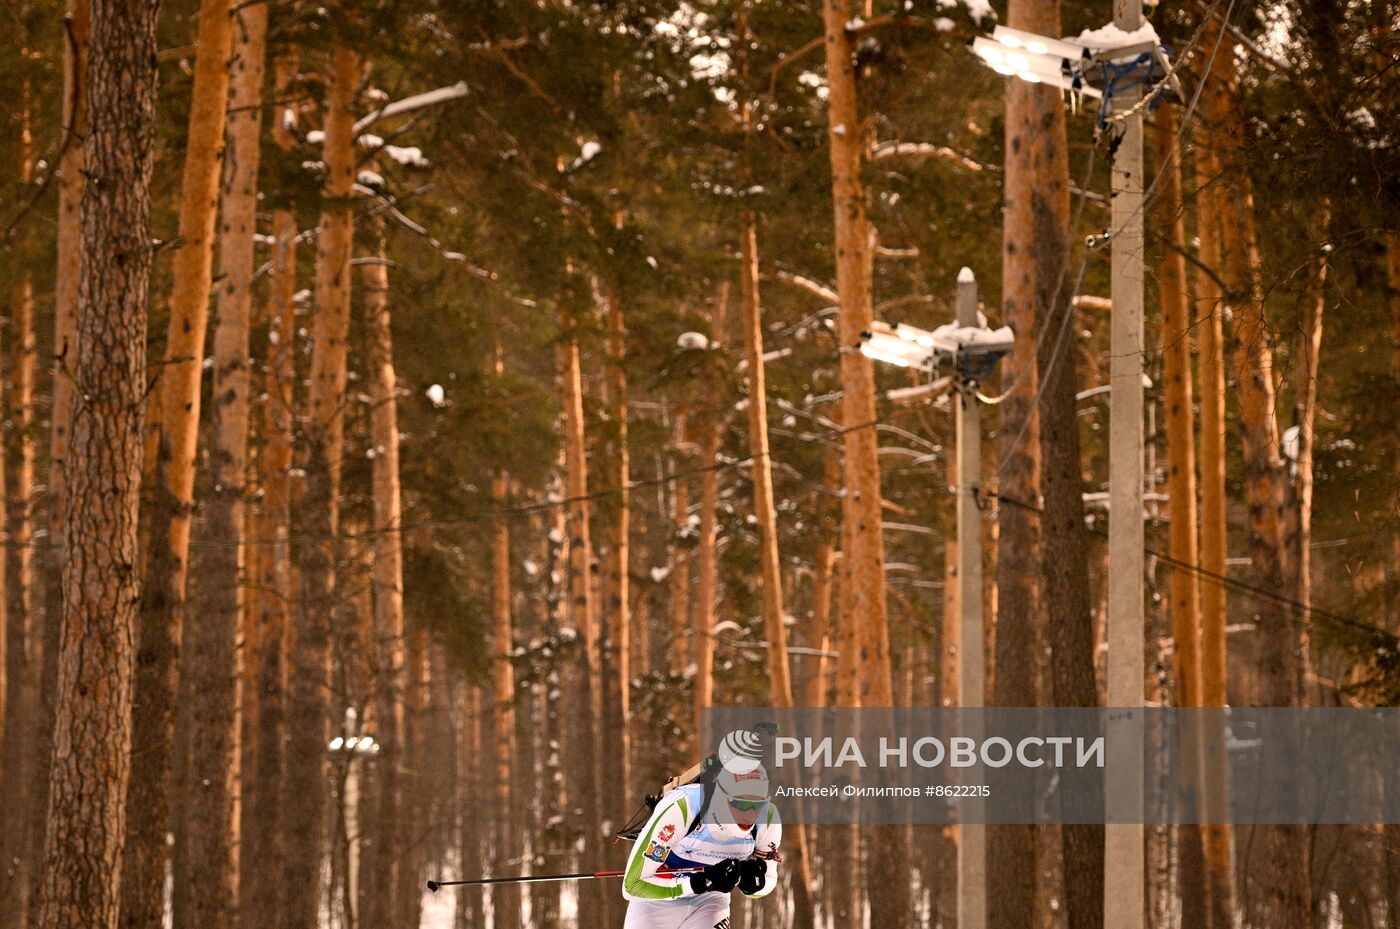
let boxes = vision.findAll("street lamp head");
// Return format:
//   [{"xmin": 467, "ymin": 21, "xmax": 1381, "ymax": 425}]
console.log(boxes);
[
  {"xmin": 969, "ymin": 36, "xmax": 1101, "ymax": 97},
  {"xmin": 969, "ymin": 20, "xmax": 1181, "ymax": 106},
  {"xmin": 859, "ymin": 328, "xmax": 932, "ymax": 370}
]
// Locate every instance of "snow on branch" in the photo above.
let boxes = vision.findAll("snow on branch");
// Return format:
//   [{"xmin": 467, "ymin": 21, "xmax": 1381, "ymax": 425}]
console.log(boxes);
[
  {"xmin": 771, "ymin": 269, "xmax": 839, "ymax": 304},
  {"xmin": 354, "ymin": 81, "xmax": 469, "ymax": 135},
  {"xmin": 364, "ymin": 192, "xmax": 537, "ymax": 308},
  {"xmin": 1072, "ymin": 294, "xmax": 1112, "ymax": 311},
  {"xmin": 871, "ymin": 140, "xmax": 985, "ymax": 172}
]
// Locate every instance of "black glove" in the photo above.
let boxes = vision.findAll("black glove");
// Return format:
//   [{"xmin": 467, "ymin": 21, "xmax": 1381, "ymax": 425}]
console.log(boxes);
[
  {"xmin": 737, "ymin": 857, "xmax": 768, "ymax": 896},
  {"xmin": 689, "ymin": 858, "xmax": 742, "ymax": 895}
]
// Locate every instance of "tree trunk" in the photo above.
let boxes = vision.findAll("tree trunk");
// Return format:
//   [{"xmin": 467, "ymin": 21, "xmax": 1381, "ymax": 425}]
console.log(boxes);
[
  {"xmin": 1192, "ymin": 104, "xmax": 1236, "ymax": 929},
  {"xmin": 28, "ymin": 1, "xmax": 90, "ymax": 915},
  {"xmin": 456, "ymin": 687, "xmax": 486, "ymax": 929},
  {"xmin": 537, "ymin": 497, "xmax": 567, "ymax": 926},
  {"xmin": 990, "ymin": 0, "xmax": 1049, "ymax": 921},
  {"xmin": 820, "ymin": 4, "xmax": 905, "ymax": 922},
  {"xmin": 1285, "ymin": 201, "xmax": 1328, "ymax": 667},
  {"xmin": 175, "ymin": 7, "xmax": 267, "ymax": 926},
  {"xmin": 1027, "ymin": 5, "xmax": 1100, "ymax": 920},
  {"xmin": 740, "ymin": 216, "xmax": 816, "ymax": 929},
  {"xmin": 821, "ymin": 0, "xmax": 893, "ymax": 712},
  {"xmin": 5, "ymin": 57, "xmax": 36, "ymax": 729},
  {"xmin": 397, "ymin": 626, "xmax": 430, "ymax": 929},
  {"xmin": 487, "ymin": 333, "xmax": 521, "ymax": 929},
  {"xmin": 692, "ymin": 277, "xmax": 727, "ymax": 746},
  {"xmin": 605, "ymin": 274, "xmax": 631, "ymax": 795},
  {"xmin": 0, "ymin": 70, "xmax": 28, "ymax": 929},
  {"xmin": 123, "ymin": 1, "xmax": 233, "ymax": 924},
  {"xmin": 286, "ymin": 42, "xmax": 360, "ymax": 929},
  {"xmin": 1387, "ymin": 230, "xmax": 1400, "ymax": 929},
  {"xmin": 805, "ymin": 448, "xmax": 838, "ymax": 710},
  {"xmin": 830, "ymin": 491, "xmax": 862, "ymax": 927},
  {"xmin": 1152, "ymin": 102, "xmax": 1207, "ymax": 929},
  {"xmin": 1209, "ymin": 36, "xmax": 1310, "ymax": 929},
  {"xmin": 242, "ymin": 52, "xmax": 298, "ymax": 929},
  {"xmin": 559, "ymin": 266, "xmax": 602, "ymax": 923},
  {"xmin": 670, "ymin": 426, "xmax": 691, "ymax": 674},
  {"xmin": 33, "ymin": 3, "xmax": 157, "ymax": 925},
  {"xmin": 360, "ymin": 212, "xmax": 409, "ymax": 929}
]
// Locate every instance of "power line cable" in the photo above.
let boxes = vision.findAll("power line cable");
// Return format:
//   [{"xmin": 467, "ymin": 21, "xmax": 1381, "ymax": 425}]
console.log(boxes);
[{"xmin": 986, "ymin": 488, "xmax": 1392, "ymax": 643}]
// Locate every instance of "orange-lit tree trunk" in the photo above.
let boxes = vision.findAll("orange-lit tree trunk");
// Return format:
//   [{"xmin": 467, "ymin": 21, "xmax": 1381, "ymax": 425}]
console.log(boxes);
[
  {"xmin": 740, "ymin": 216, "xmax": 815, "ymax": 929},
  {"xmin": 396, "ymin": 627, "xmax": 430, "ymax": 929},
  {"xmin": 1153, "ymin": 103, "xmax": 1207, "ymax": 929},
  {"xmin": 360, "ymin": 212, "xmax": 409, "ymax": 929},
  {"xmin": 1285, "ymin": 202, "xmax": 1329, "ymax": 652},
  {"xmin": 537, "ymin": 469, "xmax": 569, "ymax": 926},
  {"xmin": 33, "ymin": 1, "xmax": 157, "ymax": 923},
  {"xmin": 670, "ymin": 422, "xmax": 691, "ymax": 674},
  {"xmin": 29, "ymin": 6, "xmax": 90, "ymax": 907},
  {"xmin": 558, "ymin": 267, "xmax": 602, "ymax": 923},
  {"xmin": 605, "ymin": 275, "xmax": 631, "ymax": 794},
  {"xmin": 805, "ymin": 453, "xmax": 841, "ymax": 709},
  {"xmin": 456, "ymin": 686, "xmax": 486, "ymax": 929},
  {"xmin": 1016, "ymin": 4, "xmax": 1098, "ymax": 927},
  {"xmin": 693, "ymin": 281, "xmax": 729, "ymax": 747},
  {"xmin": 488, "ymin": 336, "xmax": 521, "ymax": 929},
  {"xmin": 123, "ymin": 0, "xmax": 233, "ymax": 924},
  {"xmin": 1210, "ymin": 36, "xmax": 1309, "ymax": 929},
  {"xmin": 1386, "ymin": 229, "xmax": 1400, "ymax": 929},
  {"xmin": 820, "ymin": 6, "xmax": 905, "ymax": 922},
  {"xmin": 0, "ymin": 67, "xmax": 29, "ymax": 929},
  {"xmin": 831, "ymin": 467, "xmax": 862, "ymax": 926},
  {"xmin": 989, "ymin": 0, "xmax": 1049, "ymax": 921},
  {"xmin": 603, "ymin": 279, "xmax": 638, "ymax": 883},
  {"xmin": 286, "ymin": 42, "xmax": 361, "ymax": 929},
  {"xmin": 1213, "ymin": 33, "xmax": 1295, "ymax": 706},
  {"xmin": 1192, "ymin": 100, "xmax": 1235, "ymax": 929},
  {"xmin": 175, "ymin": 6, "xmax": 267, "ymax": 926},
  {"xmin": 821, "ymin": 0, "xmax": 892, "ymax": 714},
  {"xmin": 241, "ymin": 52, "xmax": 298, "ymax": 929},
  {"xmin": 805, "ymin": 537, "xmax": 837, "ymax": 708},
  {"xmin": 44, "ymin": 0, "xmax": 89, "ymax": 663}
]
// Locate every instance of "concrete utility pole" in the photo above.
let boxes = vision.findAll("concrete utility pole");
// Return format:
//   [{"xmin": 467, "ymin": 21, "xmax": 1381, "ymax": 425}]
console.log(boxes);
[
  {"xmin": 1105, "ymin": 0, "xmax": 1146, "ymax": 926},
  {"xmin": 856, "ymin": 269, "xmax": 1010, "ymax": 929},
  {"xmin": 955, "ymin": 268, "xmax": 987, "ymax": 929}
]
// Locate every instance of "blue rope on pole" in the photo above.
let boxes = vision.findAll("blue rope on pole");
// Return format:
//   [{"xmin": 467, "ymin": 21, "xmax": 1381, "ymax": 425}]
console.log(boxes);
[{"xmin": 1095, "ymin": 52, "xmax": 1155, "ymax": 129}]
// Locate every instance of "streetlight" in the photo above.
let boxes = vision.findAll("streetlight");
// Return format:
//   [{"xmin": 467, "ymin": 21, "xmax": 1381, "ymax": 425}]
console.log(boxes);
[
  {"xmin": 330, "ymin": 707, "xmax": 379, "ymax": 929},
  {"xmin": 860, "ymin": 268, "xmax": 1012, "ymax": 929},
  {"xmin": 967, "ymin": 8, "xmax": 1180, "ymax": 929},
  {"xmin": 968, "ymin": 22, "xmax": 1178, "ymax": 101}
]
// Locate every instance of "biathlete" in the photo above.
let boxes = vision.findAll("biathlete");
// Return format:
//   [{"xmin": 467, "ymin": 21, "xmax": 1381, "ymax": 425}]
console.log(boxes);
[{"xmin": 621, "ymin": 759, "xmax": 780, "ymax": 929}]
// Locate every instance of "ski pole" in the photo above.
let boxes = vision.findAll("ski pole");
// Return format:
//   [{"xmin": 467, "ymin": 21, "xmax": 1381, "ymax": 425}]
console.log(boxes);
[{"xmin": 427, "ymin": 868, "xmax": 704, "ymax": 891}]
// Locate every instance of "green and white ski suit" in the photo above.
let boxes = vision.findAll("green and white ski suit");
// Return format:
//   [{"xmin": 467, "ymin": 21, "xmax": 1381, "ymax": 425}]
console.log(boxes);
[{"xmin": 621, "ymin": 783, "xmax": 781, "ymax": 929}]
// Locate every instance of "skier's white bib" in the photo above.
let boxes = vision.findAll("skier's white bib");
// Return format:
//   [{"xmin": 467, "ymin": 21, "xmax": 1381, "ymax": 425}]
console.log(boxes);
[{"xmin": 660, "ymin": 785, "xmax": 758, "ymax": 869}]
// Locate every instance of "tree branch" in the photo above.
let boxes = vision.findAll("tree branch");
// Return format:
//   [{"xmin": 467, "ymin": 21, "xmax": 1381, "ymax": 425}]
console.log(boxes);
[
  {"xmin": 871, "ymin": 139, "xmax": 985, "ymax": 172},
  {"xmin": 353, "ymin": 81, "xmax": 469, "ymax": 135},
  {"xmin": 1151, "ymin": 230, "xmax": 1237, "ymax": 302},
  {"xmin": 768, "ymin": 35, "xmax": 824, "ymax": 98},
  {"xmin": 768, "ymin": 268, "xmax": 840, "ymax": 304}
]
